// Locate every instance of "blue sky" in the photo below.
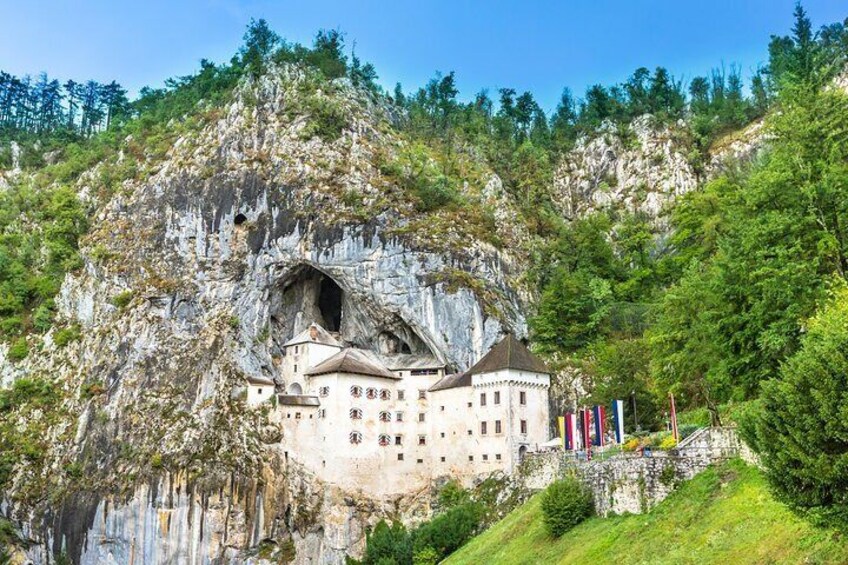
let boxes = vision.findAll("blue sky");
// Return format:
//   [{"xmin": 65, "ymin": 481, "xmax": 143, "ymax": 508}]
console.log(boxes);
[{"xmin": 0, "ymin": 1, "xmax": 845, "ymax": 111}]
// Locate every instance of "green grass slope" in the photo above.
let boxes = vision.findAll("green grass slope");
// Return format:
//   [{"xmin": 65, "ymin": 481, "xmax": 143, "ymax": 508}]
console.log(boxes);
[{"xmin": 447, "ymin": 459, "xmax": 848, "ymax": 565}]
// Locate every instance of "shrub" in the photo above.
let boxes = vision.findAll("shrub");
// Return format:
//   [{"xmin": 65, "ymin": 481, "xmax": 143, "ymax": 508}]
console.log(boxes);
[
  {"xmin": 438, "ymin": 479, "xmax": 470, "ymax": 509},
  {"xmin": 541, "ymin": 476, "xmax": 594, "ymax": 537},
  {"xmin": 362, "ymin": 520, "xmax": 412, "ymax": 565},
  {"xmin": 412, "ymin": 501, "xmax": 483, "ymax": 560},
  {"xmin": 53, "ymin": 325, "xmax": 82, "ymax": 348},
  {"xmin": 659, "ymin": 435, "xmax": 678, "ymax": 450},
  {"xmin": 412, "ymin": 546, "xmax": 439, "ymax": 565},
  {"xmin": 622, "ymin": 437, "xmax": 641, "ymax": 451},
  {"xmin": 111, "ymin": 290, "xmax": 134, "ymax": 309},
  {"xmin": 302, "ymin": 95, "xmax": 348, "ymax": 142},
  {"xmin": 7, "ymin": 338, "xmax": 28, "ymax": 362}
]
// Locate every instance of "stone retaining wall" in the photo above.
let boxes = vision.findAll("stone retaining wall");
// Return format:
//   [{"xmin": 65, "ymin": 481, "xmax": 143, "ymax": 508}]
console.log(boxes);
[{"xmin": 517, "ymin": 427, "xmax": 751, "ymax": 516}]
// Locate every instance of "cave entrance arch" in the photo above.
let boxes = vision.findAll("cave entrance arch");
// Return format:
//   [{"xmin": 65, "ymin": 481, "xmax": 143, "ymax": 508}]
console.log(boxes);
[{"xmin": 318, "ymin": 275, "xmax": 342, "ymax": 332}]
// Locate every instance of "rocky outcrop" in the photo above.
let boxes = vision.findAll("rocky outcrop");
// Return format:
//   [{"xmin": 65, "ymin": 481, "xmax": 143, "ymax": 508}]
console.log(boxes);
[{"xmin": 552, "ymin": 116, "xmax": 700, "ymax": 223}]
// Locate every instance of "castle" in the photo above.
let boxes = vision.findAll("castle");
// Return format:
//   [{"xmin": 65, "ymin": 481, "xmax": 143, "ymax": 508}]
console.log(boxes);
[{"xmin": 248, "ymin": 323, "xmax": 551, "ymax": 495}]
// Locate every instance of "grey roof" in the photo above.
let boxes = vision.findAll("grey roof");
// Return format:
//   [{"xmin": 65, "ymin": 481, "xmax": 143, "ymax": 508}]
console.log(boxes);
[
  {"xmin": 277, "ymin": 395, "xmax": 320, "ymax": 407},
  {"xmin": 305, "ymin": 348, "xmax": 400, "ymax": 379},
  {"xmin": 429, "ymin": 372, "xmax": 471, "ymax": 392},
  {"xmin": 284, "ymin": 323, "xmax": 343, "ymax": 349},
  {"xmin": 247, "ymin": 375, "xmax": 276, "ymax": 386},
  {"xmin": 466, "ymin": 334, "xmax": 550, "ymax": 376}
]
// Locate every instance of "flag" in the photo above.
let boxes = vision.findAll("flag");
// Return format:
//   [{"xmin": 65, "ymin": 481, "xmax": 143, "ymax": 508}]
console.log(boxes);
[
  {"xmin": 593, "ymin": 405, "xmax": 606, "ymax": 446},
  {"xmin": 612, "ymin": 399, "xmax": 625, "ymax": 444},
  {"xmin": 669, "ymin": 393, "xmax": 679, "ymax": 442},
  {"xmin": 582, "ymin": 408, "xmax": 592, "ymax": 457},
  {"xmin": 566, "ymin": 411, "xmax": 577, "ymax": 450},
  {"xmin": 558, "ymin": 416, "xmax": 566, "ymax": 449}
]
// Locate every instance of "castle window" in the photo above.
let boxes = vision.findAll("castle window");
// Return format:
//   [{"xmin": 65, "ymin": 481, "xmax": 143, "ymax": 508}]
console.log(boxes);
[
  {"xmin": 481, "ymin": 421, "xmax": 487, "ymax": 435},
  {"xmin": 418, "ymin": 413, "xmax": 425, "ymax": 423},
  {"xmin": 380, "ymin": 389, "xmax": 391, "ymax": 400},
  {"xmin": 294, "ymin": 345, "xmax": 299, "ymax": 354},
  {"xmin": 367, "ymin": 388, "xmax": 378, "ymax": 399},
  {"xmin": 294, "ymin": 365, "xmax": 298, "ymax": 373},
  {"xmin": 350, "ymin": 385, "xmax": 362, "ymax": 398},
  {"xmin": 319, "ymin": 386, "xmax": 330, "ymax": 397},
  {"xmin": 417, "ymin": 459, "xmax": 423, "ymax": 464},
  {"xmin": 496, "ymin": 454, "xmax": 502, "ymax": 461},
  {"xmin": 440, "ymin": 456, "xmax": 446, "ymax": 462},
  {"xmin": 440, "ymin": 432, "xmax": 445, "ymax": 438},
  {"xmin": 494, "ymin": 391, "xmax": 501, "ymax": 405},
  {"xmin": 520, "ymin": 391, "xmax": 527, "ymax": 405},
  {"xmin": 378, "ymin": 434, "xmax": 391, "ymax": 446},
  {"xmin": 295, "ymin": 412, "xmax": 301, "ymax": 419},
  {"xmin": 349, "ymin": 431, "xmax": 362, "ymax": 444},
  {"xmin": 467, "ymin": 402, "xmax": 472, "ymax": 408},
  {"xmin": 398, "ymin": 390, "xmax": 405, "ymax": 400},
  {"xmin": 495, "ymin": 420, "xmax": 502, "ymax": 434},
  {"xmin": 398, "ymin": 453, "xmax": 404, "ymax": 461},
  {"xmin": 319, "ymin": 409, "xmax": 326, "ymax": 418},
  {"xmin": 258, "ymin": 388, "xmax": 263, "ymax": 395},
  {"xmin": 520, "ymin": 420, "xmax": 528, "ymax": 434},
  {"xmin": 440, "ymin": 406, "xmax": 444, "ymax": 411},
  {"xmin": 418, "ymin": 435, "xmax": 426, "ymax": 446},
  {"xmin": 395, "ymin": 435, "xmax": 403, "ymax": 445},
  {"xmin": 350, "ymin": 408, "xmax": 363, "ymax": 420},
  {"xmin": 468, "ymin": 455, "xmax": 474, "ymax": 462},
  {"xmin": 396, "ymin": 412, "xmax": 404, "ymax": 422},
  {"xmin": 483, "ymin": 454, "xmax": 489, "ymax": 461},
  {"xmin": 480, "ymin": 393, "xmax": 486, "ymax": 406},
  {"xmin": 418, "ymin": 390, "xmax": 426, "ymax": 400},
  {"xmin": 411, "ymin": 369, "xmax": 438, "ymax": 376},
  {"xmin": 379, "ymin": 411, "xmax": 391, "ymax": 422}
]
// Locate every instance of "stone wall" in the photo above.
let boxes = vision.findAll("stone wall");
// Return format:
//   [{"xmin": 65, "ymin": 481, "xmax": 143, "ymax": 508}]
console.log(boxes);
[{"xmin": 517, "ymin": 427, "xmax": 751, "ymax": 516}]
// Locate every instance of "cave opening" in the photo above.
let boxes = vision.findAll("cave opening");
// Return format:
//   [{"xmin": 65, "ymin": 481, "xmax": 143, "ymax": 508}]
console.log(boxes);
[
  {"xmin": 234, "ymin": 213, "xmax": 247, "ymax": 225},
  {"xmin": 318, "ymin": 276, "xmax": 343, "ymax": 332}
]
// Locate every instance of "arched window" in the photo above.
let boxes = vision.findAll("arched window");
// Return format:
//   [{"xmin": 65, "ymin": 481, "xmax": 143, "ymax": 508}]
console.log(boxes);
[
  {"xmin": 366, "ymin": 387, "xmax": 378, "ymax": 399},
  {"xmin": 378, "ymin": 434, "xmax": 391, "ymax": 447},
  {"xmin": 379, "ymin": 411, "xmax": 391, "ymax": 422},
  {"xmin": 319, "ymin": 386, "xmax": 330, "ymax": 397},
  {"xmin": 380, "ymin": 389, "xmax": 391, "ymax": 400},
  {"xmin": 350, "ymin": 408, "xmax": 363, "ymax": 420},
  {"xmin": 288, "ymin": 382, "xmax": 303, "ymax": 395},
  {"xmin": 350, "ymin": 385, "xmax": 362, "ymax": 398},
  {"xmin": 349, "ymin": 431, "xmax": 362, "ymax": 444}
]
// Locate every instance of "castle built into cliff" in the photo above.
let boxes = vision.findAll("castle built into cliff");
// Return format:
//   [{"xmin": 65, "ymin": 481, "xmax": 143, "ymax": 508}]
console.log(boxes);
[{"xmin": 247, "ymin": 323, "xmax": 551, "ymax": 495}]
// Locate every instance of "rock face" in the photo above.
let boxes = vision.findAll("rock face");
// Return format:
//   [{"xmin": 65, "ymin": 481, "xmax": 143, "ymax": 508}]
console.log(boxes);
[
  {"xmin": 552, "ymin": 116, "xmax": 700, "ymax": 223},
  {"xmin": 2, "ymin": 66, "xmax": 530, "ymax": 564}
]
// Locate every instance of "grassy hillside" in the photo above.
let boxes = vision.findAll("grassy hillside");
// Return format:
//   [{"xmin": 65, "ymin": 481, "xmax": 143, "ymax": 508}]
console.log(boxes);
[{"xmin": 446, "ymin": 460, "xmax": 848, "ymax": 565}]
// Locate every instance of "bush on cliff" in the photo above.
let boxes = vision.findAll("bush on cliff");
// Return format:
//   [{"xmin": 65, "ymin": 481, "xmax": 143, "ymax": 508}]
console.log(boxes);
[
  {"xmin": 412, "ymin": 501, "xmax": 484, "ymax": 560},
  {"xmin": 361, "ymin": 519, "xmax": 413, "ymax": 565},
  {"xmin": 541, "ymin": 476, "xmax": 594, "ymax": 537}
]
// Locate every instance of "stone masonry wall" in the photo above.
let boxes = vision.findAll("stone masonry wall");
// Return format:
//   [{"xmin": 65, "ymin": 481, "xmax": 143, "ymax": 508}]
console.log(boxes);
[{"xmin": 516, "ymin": 427, "xmax": 751, "ymax": 516}]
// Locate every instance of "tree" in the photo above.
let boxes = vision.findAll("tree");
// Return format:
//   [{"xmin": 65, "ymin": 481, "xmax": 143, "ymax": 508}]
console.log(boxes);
[
  {"xmin": 239, "ymin": 18, "xmax": 280, "ymax": 78},
  {"xmin": 307, "ymin": 29, "xmax": 348, "ymax": 79},
  {"xmin": 743, "ymin": 286, "xmax": 848, "ymax": 529},
  {"xmin": 550, "ymin": 88, "xmax": 577, "ymax": 150}
]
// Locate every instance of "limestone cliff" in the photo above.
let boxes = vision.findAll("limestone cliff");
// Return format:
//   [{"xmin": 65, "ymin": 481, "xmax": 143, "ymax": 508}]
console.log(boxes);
[{"xmin": 0, "ymin": 65, "xmax": 532, "ymax": 564}]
